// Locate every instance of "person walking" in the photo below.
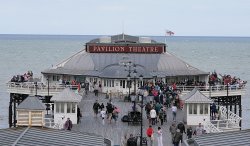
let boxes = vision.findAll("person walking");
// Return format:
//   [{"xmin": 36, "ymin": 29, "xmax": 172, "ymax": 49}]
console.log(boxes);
[
  {"xmin": 157, "ymin": 127, "xmax": 163, "ymax": 146},
  {"xmin": 146, "ymin": 125, "xmax": 154, "ymax": 146},
  {"xmin": 100, "ymin": 103, "xmax": 105, "ymax": 111},
  {"xmin": 172, "ymin": 129, "xmax": 182, "ymax": 146},
  {"xmin": 169, "ymin": 122, "xmax": 177, "ymax": 143},
  {"xmin": 100, "ymin": 108, "xmax": 106, "ymax": 125},
  {"xmin": 150, "ymin": 108, "xmax": 157, "ymax": 125},
  {"xmin": 158, "ymin": 109, "xmax": 164, "ymax": 125},
  {"xmin": 177, "ymin": 121, "xmax": 186, "ymax": 143},
  {"xmin": 64, "ymin": 118, "xmax": 73, "ymax": 131},
  {"xmin": 171, "ymin": 104, "xmax": 177, "ymax": 121},
  {"xmin": 93, "ymin": 100, "xmax": 100, "ymax": 117},
  {"xmin": 106, "ymin": 103, "xmax": 114, "ymax": 123}
]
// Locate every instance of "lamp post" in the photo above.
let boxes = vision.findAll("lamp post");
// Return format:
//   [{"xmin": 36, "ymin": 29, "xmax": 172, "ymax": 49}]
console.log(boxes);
[
  {"xmin": 35, "ymin": 82, "xmax": 38, "ymax": 96},
  {"xmin": 139, "ymin": 75, "xmax": 144, "ymax": 146},
  {"xmin": 120, "ymin": 59, "xmax": 138, "ymax": 111},
  {"xmin": 46, "ymin": 76, "xmax": 50, "ymax": 115},
  {"xmin": 47, "ymin": 76, "xmax": 50, "ymax": 96},
  {"xmin": 127, "ymin": 74, "xmax": 131, "ymax": 101}
]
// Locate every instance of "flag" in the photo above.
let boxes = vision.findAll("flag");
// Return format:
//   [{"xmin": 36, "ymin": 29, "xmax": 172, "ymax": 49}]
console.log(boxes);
[{"xmin": 166, "ymin": 30, "xmax": 174, "ymax": 36}]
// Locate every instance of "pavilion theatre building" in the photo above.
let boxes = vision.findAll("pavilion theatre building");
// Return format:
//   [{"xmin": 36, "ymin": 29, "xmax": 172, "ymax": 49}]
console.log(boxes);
[{"xmin": 41, "ymin": 34, "xmax": 209, "ymax": 94}]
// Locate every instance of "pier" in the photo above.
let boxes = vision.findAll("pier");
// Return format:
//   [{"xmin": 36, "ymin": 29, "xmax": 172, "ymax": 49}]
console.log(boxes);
[{"xmin": 72, "ymin": 92, "xmax": 186, "ymax": 146}]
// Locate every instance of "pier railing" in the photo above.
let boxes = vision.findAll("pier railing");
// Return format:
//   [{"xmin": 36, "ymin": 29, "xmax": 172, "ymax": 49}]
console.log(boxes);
[
  {"xmin": 6, "ymin": 82, "xmax": 246, "ymax": 97},
  {"xmin": 203, "ymin": 120, "xmax": 223, "ymax": 133},
  {"xmin": 219, "ymin": 106, "xmax": 242, "ymax": 128},
  {"xmin": 6, "ymin": 82, "xmax": 79, "ymax": 96}
]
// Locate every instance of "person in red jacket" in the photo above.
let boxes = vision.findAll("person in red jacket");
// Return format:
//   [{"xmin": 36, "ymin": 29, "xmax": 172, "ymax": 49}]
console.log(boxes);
[{"xmin": 146, "ymin": 125, "xmax": 154, "ymax": 146}]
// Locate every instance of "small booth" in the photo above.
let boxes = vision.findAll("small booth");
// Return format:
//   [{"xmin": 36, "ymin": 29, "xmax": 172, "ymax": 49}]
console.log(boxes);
[
  {"xmin": 181, "ymin": 88, "xmax": 213, "ymax": 125},
  {"xmin": 17, "ymin": 96, "xmax": 46, "ymax": 127},
  {"xmin": 51, "ymin": 88, "xmax": 82, "ymax": 124}
]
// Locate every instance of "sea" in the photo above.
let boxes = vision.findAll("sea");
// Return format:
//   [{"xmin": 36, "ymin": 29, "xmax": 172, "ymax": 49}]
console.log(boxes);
[{"xmin": 0, "ymin": 34, "xmax": 249, "ymax": 129}]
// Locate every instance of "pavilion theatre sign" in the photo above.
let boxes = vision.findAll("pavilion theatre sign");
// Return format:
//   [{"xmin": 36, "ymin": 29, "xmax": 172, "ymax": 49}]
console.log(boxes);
[{"xmin": 86, "ymin": 45, "xmax": 165, "ymax": 53}]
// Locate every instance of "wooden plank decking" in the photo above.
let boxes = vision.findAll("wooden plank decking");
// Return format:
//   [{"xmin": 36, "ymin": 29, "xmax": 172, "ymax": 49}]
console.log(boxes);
[{"xmin": 72, "ymin": 93, "xmax": 186, "ymax": 146}]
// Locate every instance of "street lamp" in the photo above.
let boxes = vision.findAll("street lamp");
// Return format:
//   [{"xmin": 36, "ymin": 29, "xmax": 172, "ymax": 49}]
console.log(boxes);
[
  {"xmin": 139, "ymin": 75, "xmax": 144, "ymax": 146},
  {"xmin": 35, "ymin": 82, "xmax": 38, "ymax": 96},
  {"xmin": 127, "ymin": 74, "xmax": 131, "ymax": 100},
  {"xmin": 119, "ymin": 58, "xmax": 138, "ymax": 111},
  {"xmin": 47, "ymin": 76, "xmax": 50, "ymax": 96}
]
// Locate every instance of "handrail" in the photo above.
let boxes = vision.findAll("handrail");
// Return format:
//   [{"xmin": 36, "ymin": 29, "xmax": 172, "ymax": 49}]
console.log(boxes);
[
  {"xmin": 44, "ymin": 117, "xmax": 54, "ymax": 128},
  {"xmin": 203, "ymin": 120, "xmax": 222, "ymax": 133},
  {"xmin": 176, "ymin": 84, "xmax": 246, "ymax": 92},
  {"xmin": 6, "ymin": 82, "xmax": 79, "ymax": 91},
  {"xmin": 6, "ymin": 82, "xmax": 246, "ymax": 92},
  {"xmin": 220, "ymin": 106, "xmax": 242, "ymax": 127}
]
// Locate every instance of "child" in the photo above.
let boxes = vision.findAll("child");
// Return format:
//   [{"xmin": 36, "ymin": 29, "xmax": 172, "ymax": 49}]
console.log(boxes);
[{"xmin": 100, "ymin": 108, "xmax": 106, "ymax": 125}]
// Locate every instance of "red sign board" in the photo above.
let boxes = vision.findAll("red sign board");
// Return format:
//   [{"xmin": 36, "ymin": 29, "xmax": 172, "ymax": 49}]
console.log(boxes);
[{"xmin": 87, "ymin": 45, "xmax": 165, "ymax": 53}]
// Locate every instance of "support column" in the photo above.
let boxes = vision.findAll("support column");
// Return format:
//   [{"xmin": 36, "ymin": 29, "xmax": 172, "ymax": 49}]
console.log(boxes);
[
  {"xmin": 226, "ymin": 97, "xmax": 229, "ymax": 119},
  {"xmin": 234, "ymin": 97, "xmax": 237, "ymax": 114},
  {"xmin": 239, "ymin": 96, "xmax": 242, "ymax": 128},
  {"xmin": 229, "ymin": 96, "xmax": 233, "ymax": 112},
  {"xmin": 8, "ymin": 94, "xmax": 13, "ymax": 128},
  {"xmin": 13, "ymin": 97, "xmax": 17, "ymax": 127}
]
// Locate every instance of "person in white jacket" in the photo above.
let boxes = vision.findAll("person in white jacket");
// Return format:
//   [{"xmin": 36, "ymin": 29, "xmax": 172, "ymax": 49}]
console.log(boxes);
[
  {"xmin": 150, "ymin": 108, "xmax": 157, "ymax": 125},
  {"xmin": 157, "ymin": 127, "xmax": 163, "ymax": 146}
]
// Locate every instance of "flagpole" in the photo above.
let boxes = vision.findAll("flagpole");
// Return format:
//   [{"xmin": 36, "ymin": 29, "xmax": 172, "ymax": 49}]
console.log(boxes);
[{"xmin": 164, "ymin": 30, "xmax": 167, "ymax": 45}]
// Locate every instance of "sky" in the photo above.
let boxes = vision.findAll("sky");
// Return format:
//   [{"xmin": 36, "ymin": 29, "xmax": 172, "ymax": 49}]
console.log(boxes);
[{"xmin": 0, "ymin": 0, "xmax": 250, "ymax": 36}]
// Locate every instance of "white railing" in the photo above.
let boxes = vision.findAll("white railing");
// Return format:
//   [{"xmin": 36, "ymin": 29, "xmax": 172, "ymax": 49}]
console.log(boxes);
[
  {"xmin": 44, "ymin": 117, "xmax": 55, "ymax": 128},
  {"xmin": 203, "ymin": 120, "xmax": 223, "ymax": 133},
  {"xmin": 6, "ymin": 82, "xmax": 79, "ymax": 96},
  {"xmin": 6, "ymin": 82, "xmax": 246, "ymax": 97},
  {"xmin": 220, "ymin": 106, "xmax": 242, "ymax": 127},
  {"xmin": 176, "ymin": 84, "xmax": 246, "ymax": 92},
  {"xmin": 44, "ymin": 116, "xmax": 65, "ymax": 130}
]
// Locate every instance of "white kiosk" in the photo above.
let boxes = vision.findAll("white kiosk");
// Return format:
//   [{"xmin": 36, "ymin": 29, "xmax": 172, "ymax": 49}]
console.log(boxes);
[
  {"xmin": 16, "ymin": 96, "xmax": 46, "ymax": 127},
  {"xmin": 181, "ymin": 88, "xmax": 213, "ymax": 125},
  {"xmin": 51, "ymin": 88, "xmax": 82, "ymax": 124}
]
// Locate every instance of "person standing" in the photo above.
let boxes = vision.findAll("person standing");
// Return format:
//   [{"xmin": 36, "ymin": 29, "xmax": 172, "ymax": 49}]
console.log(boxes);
[
  {"xmin": 93, "ymin": 82, "xmax": 99, "ymax": 97},
  {"xmin": 93, "ymin": 100, "xmax": 100, "ymax": 117},
  {"xmin": 146, "ymin": 125, "xmax": 154, "ymax": 146},
  {"xmin": 77, "ymin": 107, "xmax": 82, "ymax": 124},
  {"xmin": 187, "ymin": 126, "xmax": 193, "ymax": 139},
  {"xmin": 194, "ymin": 123, "xmax": 204, "ymax": 136},
  {"xmin": 211, "ymin": 103, "xmax": 217, "ymax": 120},
  {"xmin": 64, "ymin": 118, "xmax": 73, "ymax": 131},
  {"xmin": 157, "ymin": 127, "xmax": 163, "ymax": 146}
]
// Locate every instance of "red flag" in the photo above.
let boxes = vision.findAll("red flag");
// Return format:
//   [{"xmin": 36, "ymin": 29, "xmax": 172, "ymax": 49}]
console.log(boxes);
[{"xmin": 166, "ymin": 30, "xmax": 174, "ymax": 36}]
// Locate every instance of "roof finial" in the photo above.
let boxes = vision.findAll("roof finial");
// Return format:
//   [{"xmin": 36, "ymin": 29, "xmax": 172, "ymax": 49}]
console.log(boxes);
[{"xmin": 122, "ymin": 21, "xmax": 125, "ymax": 40}]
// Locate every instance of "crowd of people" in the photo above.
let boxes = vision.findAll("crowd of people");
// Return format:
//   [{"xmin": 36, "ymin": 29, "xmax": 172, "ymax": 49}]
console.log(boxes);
[
  {"xmin": 92, "ymin": 99, "xmax": 120, "ymax": 124},
  {"xmin": 10, "ymin": 71, "xmax": 33, "ymax": 82},
  {"xmin": 209, "ymin": 71, "xmax": 247, "ymax": 88}
]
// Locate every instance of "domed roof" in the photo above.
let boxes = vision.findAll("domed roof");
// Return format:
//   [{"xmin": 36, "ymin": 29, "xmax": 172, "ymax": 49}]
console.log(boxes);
[
  {"xmin": 42, "ymin": 34, "xmax": 208, "ymax": 78},
  {"xmin": 42, "ymin": 50, "xmax": 208, "ymax": 78}
]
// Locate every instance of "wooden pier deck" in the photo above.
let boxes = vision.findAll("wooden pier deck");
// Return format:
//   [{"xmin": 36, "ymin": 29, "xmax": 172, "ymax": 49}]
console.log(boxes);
[{"xmin": 72, "ymin": 93, "xmax": 186, "ymax": 146}]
